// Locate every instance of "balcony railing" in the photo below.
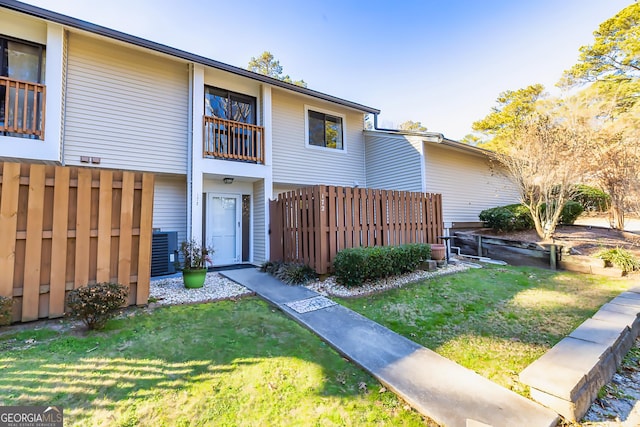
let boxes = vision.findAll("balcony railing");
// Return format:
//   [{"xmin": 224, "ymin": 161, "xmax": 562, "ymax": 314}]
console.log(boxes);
[
  {"xmin": 203, "ymin": 116, "xmax": 264, "ymax": 164},
  {"xmin": 0, "ymin": 76, "xmax": 46, "ymax": 140}
]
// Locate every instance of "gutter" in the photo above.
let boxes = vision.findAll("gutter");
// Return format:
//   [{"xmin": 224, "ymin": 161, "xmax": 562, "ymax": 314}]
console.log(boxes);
[{"xmin": 372, "ymin": 113, "xmax": 444, "ymax": 143}]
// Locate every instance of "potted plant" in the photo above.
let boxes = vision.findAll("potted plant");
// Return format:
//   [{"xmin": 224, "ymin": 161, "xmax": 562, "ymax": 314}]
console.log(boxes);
[{"xmin": 179, "ymin": 238, "xmax": 214, "ymax": 288}]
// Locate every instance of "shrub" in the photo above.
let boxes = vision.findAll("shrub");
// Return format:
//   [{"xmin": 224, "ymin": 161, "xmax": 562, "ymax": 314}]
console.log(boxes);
[
  {"xmin": 479, "ymin": 204, "xmax": 533, "ymax": 232},
  {"xmin": 559, "ymin": 201, "xmax": 584, "ymax": 225},
  {"xmin": 261, "ymin": 261, "xmax": 317, "ymax": 285},
  {"xmin": 0, "ymin": 296, "xmax": 12, "ymax": 326},
  {"xmin": 66, "ymin": 282, "xmax": 129, "ymax": 330},
  {"xmin": 596, "ymin": 248, "xmax": 640, "ymax": 273},
  {"xmin": 333, "ymin": 243, "xmax": 432, "ymax": 287},
  {"xmin": 333, "ymin": 248, "xmax": 367, "ymax": 288},
  {"xmin": 572, "ymin": 185, "xmax": 611, "ymax": 212},
  {"xmin": 280, "ymin": 263, "xmax": 317, "ymax": 285}
]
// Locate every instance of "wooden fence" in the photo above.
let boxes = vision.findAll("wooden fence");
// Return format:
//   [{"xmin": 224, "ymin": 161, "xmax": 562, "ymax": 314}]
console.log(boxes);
[
  {"xmin": 269, "ymin": 185, "xmax": 443, "ymax": 274},
  {"xmin": 0, "ymin": 162, "xmax": 155, "ymax": 323}
]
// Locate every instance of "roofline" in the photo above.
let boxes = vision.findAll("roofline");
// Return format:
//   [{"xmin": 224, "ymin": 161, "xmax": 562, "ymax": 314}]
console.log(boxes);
[
  {"xmin": 364, "ymin": 129, "xmax": 494, "ymax": 156},
  {"xmin": 1, "ymin": 0, "xmax": 381, "ymax": 115}
]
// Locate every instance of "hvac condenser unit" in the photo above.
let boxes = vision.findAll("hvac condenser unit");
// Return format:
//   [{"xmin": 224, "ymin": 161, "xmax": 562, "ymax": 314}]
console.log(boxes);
[{"xmin": 151, "ymin": 231, "xmax": 178, "ymax": 276}]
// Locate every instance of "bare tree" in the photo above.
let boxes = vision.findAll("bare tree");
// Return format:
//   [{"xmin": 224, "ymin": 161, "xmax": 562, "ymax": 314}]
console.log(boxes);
[{"xmin": 493, "ymin": 113, "xmax": 586, "ymax": 240}]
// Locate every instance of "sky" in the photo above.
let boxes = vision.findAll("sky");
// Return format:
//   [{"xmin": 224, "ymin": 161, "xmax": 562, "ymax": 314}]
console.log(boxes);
[{"xmin": 21, "ymin": 0, "xmax": 634, "ymax": 140}]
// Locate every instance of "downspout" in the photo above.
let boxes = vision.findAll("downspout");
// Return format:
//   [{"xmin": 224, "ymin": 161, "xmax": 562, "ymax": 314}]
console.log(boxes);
[{"xmin": 186, "ymin": 63, "xmax": 194, "ymax": 239}]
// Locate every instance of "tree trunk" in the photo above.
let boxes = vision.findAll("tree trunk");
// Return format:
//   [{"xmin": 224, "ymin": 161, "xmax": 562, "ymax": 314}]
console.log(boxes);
[{"xmin": 610, "ymin": 205, "xmax": 625, "ymax": 230}]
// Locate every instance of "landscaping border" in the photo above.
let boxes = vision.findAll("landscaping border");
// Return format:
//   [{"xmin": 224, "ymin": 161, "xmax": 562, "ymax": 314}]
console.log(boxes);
[{"xmin": 519, "ymin": 287, "xmax": 640, "ymax": 422}]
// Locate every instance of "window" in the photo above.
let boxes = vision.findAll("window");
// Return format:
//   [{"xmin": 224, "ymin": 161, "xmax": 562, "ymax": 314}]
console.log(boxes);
[
  {"xmin": 306, "ymin": 108, "xmax": 344, "ymax": 150},
  {"xmin": 0, "ymin": 35, "xmax": 46, "ymax": 139},
  {"xmin": 204, "ymin": 86, "xmax": 256, "ymax": 124}
]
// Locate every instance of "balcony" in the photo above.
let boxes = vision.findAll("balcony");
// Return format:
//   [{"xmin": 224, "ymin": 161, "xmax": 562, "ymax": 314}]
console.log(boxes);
[
  {"xmin": 0, "ymin": 76, "xmax": 46, "ymax": 140},
  {"xmin": 203, "ymin": 116, "xmax": 264, "ymax": 164}
]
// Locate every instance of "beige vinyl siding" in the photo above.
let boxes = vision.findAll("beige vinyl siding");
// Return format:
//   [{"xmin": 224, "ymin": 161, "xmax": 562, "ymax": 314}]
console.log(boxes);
[
  {"xmin": 424, "ymin": 144, "xmax": 520, "ymax": 224},
  {"xmin": 272, "ymin": 89, "xmax": 366, "ymax": 186},
  {"xmin": 153, "ymin": 175, "xmax": 188, "ymax": 243},
  {"xmin": 64, "ymin": 33, "xmax": 189, "ymax": 174},
  {"xmin": 364, "ymin": 132, "xmax": 423, "ymax": 191},
  {"xmin": 253, "ymin": 180, "xmax": 266, "ymax": 263}
]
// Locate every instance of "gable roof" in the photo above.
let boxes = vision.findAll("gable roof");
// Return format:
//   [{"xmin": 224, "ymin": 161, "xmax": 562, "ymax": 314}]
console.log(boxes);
[{"xmin": 1, "ymin": 0, "xmax": 380, "ymax": 115}]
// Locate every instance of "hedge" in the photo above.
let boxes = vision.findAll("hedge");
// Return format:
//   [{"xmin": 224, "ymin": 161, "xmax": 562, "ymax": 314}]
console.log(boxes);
[{"xmin": 333, "ymin": 243, "xmax": 432, "ymax": 288}]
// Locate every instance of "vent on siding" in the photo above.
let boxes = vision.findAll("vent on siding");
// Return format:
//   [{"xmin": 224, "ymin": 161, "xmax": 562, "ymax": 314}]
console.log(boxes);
[{"xmin": 151, "ymin": 231, "xmax": 178, "ymax": 276}]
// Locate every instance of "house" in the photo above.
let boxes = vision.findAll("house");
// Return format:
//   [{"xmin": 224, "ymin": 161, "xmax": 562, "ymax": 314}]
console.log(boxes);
[
  {"xmin": 364, "ymin": 130, "xmax": 520, "ymax": 230},
  {"xmin": 0, "ymin": 0, "xmax": 518, "ymax": 271}
]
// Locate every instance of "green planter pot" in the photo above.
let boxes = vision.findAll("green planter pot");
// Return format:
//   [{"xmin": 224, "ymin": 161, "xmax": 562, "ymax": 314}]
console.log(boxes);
[{"xmin": 182, "ymin": 268, "xmax": 207, "ymax": 289}]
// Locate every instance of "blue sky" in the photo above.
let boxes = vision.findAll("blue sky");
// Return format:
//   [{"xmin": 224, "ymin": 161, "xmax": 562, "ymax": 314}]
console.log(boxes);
[{"xmin": 24, "ymin": 0, "xmax": 633, "ymax": 140}]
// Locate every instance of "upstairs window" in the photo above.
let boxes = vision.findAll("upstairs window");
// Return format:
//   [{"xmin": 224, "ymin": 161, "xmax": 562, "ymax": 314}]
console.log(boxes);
[
  {"xmin": 0, "ymin": 36, "xmax": 46, "ymax": 139},
  {"xmin": 306, "ymin": 107, "xmax": 344, "ymax": 150},
  {"xmin": 205, "ymin": 86, "xmax": 256, "ymax": 124}
]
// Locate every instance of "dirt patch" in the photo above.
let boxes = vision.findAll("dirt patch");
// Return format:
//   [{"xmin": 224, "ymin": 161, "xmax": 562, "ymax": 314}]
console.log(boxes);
[{"xmin": 476, "ymin": 225, "xmax": 640, "ymax": 258}]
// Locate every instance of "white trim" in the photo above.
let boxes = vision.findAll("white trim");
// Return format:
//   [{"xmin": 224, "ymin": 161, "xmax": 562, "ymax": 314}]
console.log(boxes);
[
  {"xmin": 0, "ymin": 23, "xmax": 64, "ymax": 162},
  {"xmin": 304, "ymin": 104, "xmax": 347, "ymax": 153}
]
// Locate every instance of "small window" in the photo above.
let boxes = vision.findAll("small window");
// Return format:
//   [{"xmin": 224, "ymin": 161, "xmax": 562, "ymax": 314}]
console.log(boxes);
[{"xmin": 306, "ymin": 107, "xmax": 344, "ymax": 150}]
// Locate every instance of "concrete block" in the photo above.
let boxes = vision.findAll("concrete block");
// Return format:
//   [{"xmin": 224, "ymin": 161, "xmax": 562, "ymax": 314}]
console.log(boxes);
[
  {"xmin": 619, "ymin": 291, "xmax": 640, "ymax": 301},
  {"xmin": 569, "ymin": 318, "xmax": 628, "ymax": 349},
  {"xmin": 418, "ymin": 260, "xmax": 437, "ymax": 271},
  {"xmin": 521, "ymin": 363, "xmax": 586, "ymax": 401},
  {"xmin": 529, "ymin": 387, "xmax": 577, "ymax": 422},
  {"xmin": 593, "ymin": 305, "xmax": 638, "ymax": 330},
  {"xmin": 609, "ymin": 295, "xmax": 640, "ymax": 310}
]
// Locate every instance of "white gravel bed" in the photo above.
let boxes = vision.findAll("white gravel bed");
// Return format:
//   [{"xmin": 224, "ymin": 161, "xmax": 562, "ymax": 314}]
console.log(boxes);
[
  {"xmin": 149, "ymin": 272, "xmax": 253, "ymax": 305},
  {"xmin": 305, "ymin": 263, "xmax": 470, "ymax": 298}
]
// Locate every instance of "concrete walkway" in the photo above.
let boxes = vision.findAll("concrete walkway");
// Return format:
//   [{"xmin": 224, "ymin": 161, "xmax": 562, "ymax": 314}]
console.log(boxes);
[{"xmin": 221, "ymin": 268, "xmax": 559, "ymax": 427}]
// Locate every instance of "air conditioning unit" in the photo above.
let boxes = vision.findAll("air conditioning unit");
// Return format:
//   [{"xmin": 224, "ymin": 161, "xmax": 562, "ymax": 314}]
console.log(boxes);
[{"xmin": 151, "ymin": 231, "xmax": 178, "ymax": 276}]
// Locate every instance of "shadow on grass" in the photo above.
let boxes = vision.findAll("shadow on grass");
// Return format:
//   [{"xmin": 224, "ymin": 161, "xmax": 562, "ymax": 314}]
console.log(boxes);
[{"xmin": 0, "ymin": 298, "xmax": 426, "ymax": 426}]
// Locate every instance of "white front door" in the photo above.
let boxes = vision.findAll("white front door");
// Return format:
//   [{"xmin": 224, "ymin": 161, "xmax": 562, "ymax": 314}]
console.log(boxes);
[{"xmin": 207, "ymin": 194, "xmax": 241, "ymax": 265}]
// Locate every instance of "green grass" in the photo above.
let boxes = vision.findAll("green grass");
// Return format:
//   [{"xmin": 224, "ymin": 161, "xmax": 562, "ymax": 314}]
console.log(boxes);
[
  {"xmin": 0, "ymin": 299, "xmax": 429, "ymax": 426},
  {"xmin": 338, "ymin": 265, "xmax": 635, "ymax": 395}
]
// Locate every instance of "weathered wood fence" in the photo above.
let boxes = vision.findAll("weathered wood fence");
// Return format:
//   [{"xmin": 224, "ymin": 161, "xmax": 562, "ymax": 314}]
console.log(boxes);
[
  {"xmin": 0, "ymin": 162, "xmax": 155, "ymax": 323},
  {"xmin": 269, "ymin": 185, "xmax": 443, "ymax": 274}
]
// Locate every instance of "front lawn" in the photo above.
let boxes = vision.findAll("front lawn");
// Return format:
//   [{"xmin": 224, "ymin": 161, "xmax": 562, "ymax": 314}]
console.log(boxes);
[
  {"xmin": 0, "ymin": 299, "xmax": 428, "ymax": 426},
  {"xmin": 338, "ymin": 264, "xmax": 635, "ymax": 396}
]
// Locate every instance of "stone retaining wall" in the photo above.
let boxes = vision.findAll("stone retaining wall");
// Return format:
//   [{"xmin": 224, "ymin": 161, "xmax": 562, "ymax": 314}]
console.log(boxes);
[{"xmin": 520, "ymin": 287, "xmax": 640, "ymax": 422}]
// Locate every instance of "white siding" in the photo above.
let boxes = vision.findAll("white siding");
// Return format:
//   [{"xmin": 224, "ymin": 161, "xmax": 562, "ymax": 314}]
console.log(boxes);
[
  {"xmin": 153, "ymin": 175, "xmax": 188, "ymax": 243},
  {"xmin": 364, "ymin": 132, "xmax": 423, "ymax": 191},
  {"xmin": 253, "ymin": 180, "xmax": 266, "ymax": 263},
  {"xmin": 424, "ymin": 144, "xmax": 520, "ymax": 225},
  {"xmin": 271, "ymin": 89, "xmax": 366, "ymax": 186},
  {"xmin": 64, "ymin": 33, "xmax": 189, "ymax": 173}
]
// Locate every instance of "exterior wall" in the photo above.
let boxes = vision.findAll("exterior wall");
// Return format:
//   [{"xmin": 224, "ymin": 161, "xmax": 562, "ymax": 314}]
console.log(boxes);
[
  {"xmin": 0, "ymin": 12, "xmax": 64, "ymax": 162},
  {"xmin": 63, "ymin": 33, "xmax": 189, "ymax": 173},
  {"xmin": 364, "ymin": 132, "xmax": 424, "ymax": 192},
  {"xmin": 271, "ymin": 89, "xmax": 366, "ymax": 187},
  {"xmin": 153, "ymin": 174, "xmax": 188, "ymax": 243},
  {"xmin": 424, "ymin": 144, "xmax": 520, "ymax": 225},
  {"xmin": 253, "ymin": 179, "xmax": 266, "ymax": 263}
]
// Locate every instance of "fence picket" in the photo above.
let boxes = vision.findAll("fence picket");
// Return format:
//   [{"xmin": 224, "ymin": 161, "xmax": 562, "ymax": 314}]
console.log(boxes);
[
  {"xmin": 96, "ymin": 170, "xmax": 113, "ymax": 283},
  {"xmin": 0, "ymin": 162, "xmax": 20, "ymax": 299},
  {"xmin": 49, "ymin": 166, "xmax": 70, "ymax": 318},
  {"xmin": 22, "ymin": 165, "xmax": 45, "ymax": 321}
]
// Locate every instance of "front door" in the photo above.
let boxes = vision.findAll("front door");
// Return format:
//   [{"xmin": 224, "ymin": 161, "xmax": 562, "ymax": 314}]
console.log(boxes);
[{"xmin": 207, "ymin": 194, "xmax": 241, "ymax": 265}]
